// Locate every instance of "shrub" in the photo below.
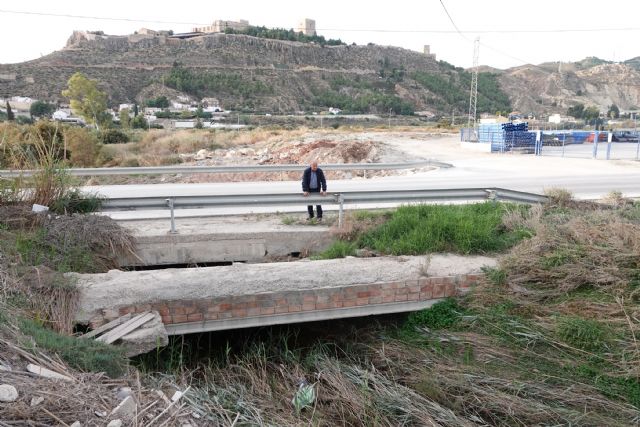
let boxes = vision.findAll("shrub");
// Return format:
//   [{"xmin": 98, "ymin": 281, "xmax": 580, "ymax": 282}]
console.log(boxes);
[
  {"xmin": 64, "ymin": 127, "xmax": 99, "ymax": 167},
  {"xmin": 49, "ymin": 188, "xmax": 103, "ymax": 214},
  {"xmin": 100, "ymin": 129, "xmax": 129, "ymax": 144}
]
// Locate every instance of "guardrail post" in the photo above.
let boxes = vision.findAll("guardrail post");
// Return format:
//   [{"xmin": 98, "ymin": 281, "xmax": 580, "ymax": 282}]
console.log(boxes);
[
  {"xmin": 485, "ymin": 189, "xmax": 497, "ymax": 203},
  {"xmin": 606, "ymin": 132, "xmax": 612, "ymax": 160},
  {"xmin": 592, "ymin": 131, "xmax": 599, "ymax": 159},
  {"xmin": 166, "ymin": 198, "xmax": 178, "ymax": 234},
  {"xmin": 561, "ymin": 134, "xmax": 566, "ymax": 157},
  {"xmin": 337, "ymin": 193, "xmax": 344, "ymax": 228}
]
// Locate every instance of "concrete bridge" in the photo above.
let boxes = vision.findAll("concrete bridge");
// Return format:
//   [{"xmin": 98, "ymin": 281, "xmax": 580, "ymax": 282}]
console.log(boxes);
[{"xmin": 74, "ymin": 255, "xmax": 493, "ymax": 336}]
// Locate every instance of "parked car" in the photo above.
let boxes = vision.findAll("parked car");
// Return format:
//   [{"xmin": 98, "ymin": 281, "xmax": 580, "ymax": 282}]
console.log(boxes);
[{"xmin": 612, "ymin": 131, "xmax": 639, "ymax": 142}]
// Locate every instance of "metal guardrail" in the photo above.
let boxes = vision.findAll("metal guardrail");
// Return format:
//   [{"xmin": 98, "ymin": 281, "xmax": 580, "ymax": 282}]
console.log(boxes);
[
  {"xmin": 0, "ymin": 160, "xmax": 451, "ymax": 178},
  {"xmin": 101, "ymin": 187, "xmax": 548, "ymax": 233}
]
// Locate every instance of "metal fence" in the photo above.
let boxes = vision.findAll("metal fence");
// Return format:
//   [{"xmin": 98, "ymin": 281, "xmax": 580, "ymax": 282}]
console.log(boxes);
[
  {"xmin": 102, "ymin": 187, "xmax": 548, "ymax": 233},
  {"xmin": 461, "ymin": 128, "xmax": 640, "ymax": 160}
]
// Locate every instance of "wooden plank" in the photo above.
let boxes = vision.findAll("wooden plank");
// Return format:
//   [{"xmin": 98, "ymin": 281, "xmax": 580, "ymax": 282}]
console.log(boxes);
[
  {"xmin": 97, "ymin": 312, "xmax": 155, "ymax": 344},
  {"xmin": 80, "ymin": 313, "xmax": 133, "ymax": 339}
]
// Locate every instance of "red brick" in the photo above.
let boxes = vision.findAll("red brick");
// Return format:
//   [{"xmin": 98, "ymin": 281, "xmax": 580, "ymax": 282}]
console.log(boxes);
[
  {"xmin": 419, "ymin": 292, "xmax": 433, "ymax": 300},
  {"xmin": 232, "ymin": 308, "xmax": 247, "ymax": 318},
  {"xmin": 316, "ymin": 302, "xmax": 332, "ymax": 310},
  {"xmin": 187, "ymin": 313, "xmax": 203, "ymax": 322},
  {"xmin": 260, "ymin": 307, "xmax": 276, "ymax": 315},
  {"xmin": 275, "ymin": 306, "xmax": 289, "ymax": 314},
  {"xmin": 407, "ymin": 292, "xmax": 420, "ymax": 301},
  {"xmin": 135, "ymin": 304, "xmax": 151, "ymax": 313},
  {"xmin": 172, "ymin": 314, "xmax": 188, "ymax": 323},
  {"xmin": 184, "ymin": 305, "xmax": 198, "ymax": 315},
  {"xmin": 396, "ymin": 287, "xmax": 408, "ymax": 295},
  {"xmin": 417, "ymin": 277, "xmax": 430, "ymax": 287},
  {"xmin": 392, "ymin": 281, "xmax": 406, "ymax": 289},
  {"xmin": 356, "ymin": 297, "xmax": 369, "ymax": 306},
  {"xmin": 303, "ymin": 294, "xmax": 316, "ymax": 304},
  {"xmin": 316, "ymin": 294, "xmax": 331, "ymax": 303},
  {"xmin": 331, "ymin": 293, "xmax": 343, "ymax": 302},
  {"xmin": 219, "ymin": 303, "xmax": 233, "ymax": 312},
  {"xmin": 331, "ymin": 301, "xmax": 344, "ymax": 309},
  {"xmin": 233, "ymin": 302, "xmax": 248, "ymax": 310},
  {"xmin": 275, "ymin": 298, "xmax": 288, "ymax": 307},
  {"xmin": 157, "ymin": 307, "xmax": 170, "ymax": 316},
  {"xmin": 408, "ymin": 284, "xmax": 420, "ymax": 294},
  {"xmin": 343, "ymin": 300, "xmax": 357, "ymax": 308},
  {"xmin": 368, "ymin": 296, "xmax": 383, "ymax": 304},
  {"xmin": 357, "ymin": 291, "xmax": 371, "ymax": 298},
  {"xmin": 119, "ymin": 306, "xmax": 135, "ymax": 316},
  {"xmin": 288, "ymin": 305, "xmax": 302, "ymax": 313},
  {"xmin": 433, "ymin": 283, "xmax": 445, "ymax": 298},
  {"xmin": 247, "ymin": 301, "xmax": 259, "ymax": 309},
  {"xmin": 420, "ymin": 283, "xmax": 434, "ymax": 296},
  {"xmin": 383, "ymin": 295, "xmax": 395, "ymax": 303},
  {"xmin": 445, "ymin": 283, "xmax": 456, "ymax": 297},
  {"xmin": 302, "ymin": 302, "xmax": 316, "ymax": 311},
  {"xmin": 172, "ymin": 306, "xmax": 187, "ymax": 315},
  {"xmin": 218, "ymin": 312, "xmax": 233, "ymax": 319},
  {"xmin": 343, "ymin": 287, "xmax": 359, "ymax": 298},
  {"xmin": 247, "ymin": 307, "xmax": 261, "ymax": 317},
  {"xmin": 205, "ymin": 313, "xmax": 218, "ymax": 321},
  {"xmin": 160, "ymin": 315, "xmax": 172, "ymax": 324},
  {"xmin": 382, "ymin": 288, "xmax": 395, "ymax": 298},
  {"xmin": 394, "ymin": 294, "xmax": 408, "ymax": 302}
]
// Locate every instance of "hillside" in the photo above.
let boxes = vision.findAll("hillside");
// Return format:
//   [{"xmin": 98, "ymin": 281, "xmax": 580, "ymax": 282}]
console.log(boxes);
[
  {"xmin": 1, "ymin": 31, "xmax": 639, "ymax": 117},
  {"xmin": 0, "ymin": 31, "xmax": 510, "ymax": 116},
  {"xmin": 498, "ymin": 60, "xmax": 640, "ymax": 115}
]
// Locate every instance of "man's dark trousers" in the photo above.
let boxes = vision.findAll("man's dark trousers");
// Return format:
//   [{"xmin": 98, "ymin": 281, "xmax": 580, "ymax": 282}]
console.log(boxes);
[{"xmin": 307, "ymin": 188, "xmax": 322, "ymax": 219}]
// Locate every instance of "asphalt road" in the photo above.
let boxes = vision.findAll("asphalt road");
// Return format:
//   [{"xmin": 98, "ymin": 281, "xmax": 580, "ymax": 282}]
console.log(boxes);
[{"xmin": 91, "ymin": 149, "xmax": 640, "ymax": 219}]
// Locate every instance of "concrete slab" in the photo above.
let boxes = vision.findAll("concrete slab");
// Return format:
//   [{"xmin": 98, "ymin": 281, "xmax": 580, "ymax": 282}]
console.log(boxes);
[
  {"xmin": 72, "ymin": 254, "xmax": 496, "ymax": 323},
  {"xmin": 119, "ymin": 214, "xmax": 333, "ymax": 266}
]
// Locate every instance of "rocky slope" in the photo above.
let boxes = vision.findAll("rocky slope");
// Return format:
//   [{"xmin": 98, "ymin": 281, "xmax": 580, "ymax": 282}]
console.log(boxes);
[
  {"xmin": 1, "ymin": 31, "xmax": 638, "ymax": 116},
  {"xmin": 497, "ymin": 60, "xmax": 640, "ymax": 114}
]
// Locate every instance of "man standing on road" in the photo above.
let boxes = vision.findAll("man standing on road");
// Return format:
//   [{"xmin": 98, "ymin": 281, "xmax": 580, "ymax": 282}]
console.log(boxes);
[{"xmin": 302, "ymin": 160, "xmax": 327, "ymax": 221}]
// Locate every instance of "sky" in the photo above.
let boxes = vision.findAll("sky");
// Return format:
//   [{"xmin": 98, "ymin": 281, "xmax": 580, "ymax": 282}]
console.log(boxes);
[{"xmin": 1, "ymin": 0, "xmax": 640, "ymax": 69}]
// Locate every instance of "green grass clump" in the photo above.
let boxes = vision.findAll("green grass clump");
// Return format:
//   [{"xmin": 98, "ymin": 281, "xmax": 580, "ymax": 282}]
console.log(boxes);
[
  {"xmin": 314, "ymin": 240, "xmax": 357, "ymax": 259},
  {"xmin": 406, "ymin": 298, "xmax": 464, "ymax": 330},
  {"xmin": 18, "ymin": 318, "xmax": 128, "ymax": 377},
  {"xmin": 359, "ymin": 202, "xmax": 527, "ymax": 255},
  {"xmin": 556, "ymin": 316, "xmax": 610, "ymax": 352},
  {"xmin": 50, "ymin": 189, "xmax": 103, "ymax": 214}
]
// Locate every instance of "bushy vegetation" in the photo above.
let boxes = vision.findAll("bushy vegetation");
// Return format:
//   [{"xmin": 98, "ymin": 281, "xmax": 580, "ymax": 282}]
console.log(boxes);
[
  {"xmin": 224, "ymin": 25, "xmax": 344, "ymax": 46},
  {"xmin": 359, "ymin": 202, "xmax": 529, "ymax": 255},
  {"xmin": 413, "ymin": 70, "xmax": 511, "ymax": 115},
  {"xmin": 313, "ymin": 89, "xmax": 414, "ymax": 115},
  {"xmin": 165, "ymin": 67, "xmax": 274, "ymax": 98}
]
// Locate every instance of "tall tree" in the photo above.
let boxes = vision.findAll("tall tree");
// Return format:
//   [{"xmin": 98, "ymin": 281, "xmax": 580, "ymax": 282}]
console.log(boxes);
[
  {"xmin": 6, "ymin": 101, "xmax": 15, "ymax": 121},
  {"xmin": 30, "ymin": 100, "xmax": 55, "ymax": 118},
  {"xmin": 62, "ymin": 72, "xmax": 109, "ymax": 129},
  {"xmin": 607, "ymin": 104, "xmax": 620, "ymax": 119}
]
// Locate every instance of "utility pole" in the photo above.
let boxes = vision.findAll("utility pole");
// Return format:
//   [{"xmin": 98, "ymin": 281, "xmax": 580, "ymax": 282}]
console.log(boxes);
[
  {"xmin": 467, "ymin": 38, "xmax": 480, "ymax": 137},
  {"xmin": 451, "ymin": 110, "xmax": 455, "ymax": 127}
]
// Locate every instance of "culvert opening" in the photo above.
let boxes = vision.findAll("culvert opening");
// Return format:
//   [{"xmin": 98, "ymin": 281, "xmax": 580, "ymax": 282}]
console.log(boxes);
[{"xmin": 121, "ymin": 261, "xmax": 236, "ymax": 271}]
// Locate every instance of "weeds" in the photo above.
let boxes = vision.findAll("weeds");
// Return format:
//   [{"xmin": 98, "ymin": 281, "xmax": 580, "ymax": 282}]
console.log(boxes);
[
  {"xmin": 313, "ymin": 240, "xmax": 356, "ymax": 259},
  {"xmin": 359, "ymin": 202, "xmax": 528, "ymax": 255},
  {"xmin": 18, "ymin": 317, "xmax": 128, "ymax": 377},
  {"xmin": 556, "ymin": 316, "xmax": 611, "ymax": 352},
  {"xmin": 406, "ymin": 298, "xmax": 465, "ymax": 331}
]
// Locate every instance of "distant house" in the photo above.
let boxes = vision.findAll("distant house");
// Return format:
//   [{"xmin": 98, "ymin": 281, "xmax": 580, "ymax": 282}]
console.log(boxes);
[
  {"xmin": 118, "ymin": 103, "xmax": 134, "ymax": 112},
  {"xmin": 328, "ymin": 107, "xmax": 341, "ymax": 115},
  {"xmin": 52, "ymin": 110, "xmax": 69, "ymax": 120}
]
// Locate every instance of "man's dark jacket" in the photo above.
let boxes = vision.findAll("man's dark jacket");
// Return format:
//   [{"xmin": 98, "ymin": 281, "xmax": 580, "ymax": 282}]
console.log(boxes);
[{"xmin": 301, "ymin": 167, "xmax": 327, "ymax": 192}]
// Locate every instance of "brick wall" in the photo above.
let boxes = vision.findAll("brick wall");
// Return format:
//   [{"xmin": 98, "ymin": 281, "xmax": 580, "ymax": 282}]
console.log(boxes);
[{"xmin": 91, "ymin": 274, "xmax": 482, "ymax": 327}]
